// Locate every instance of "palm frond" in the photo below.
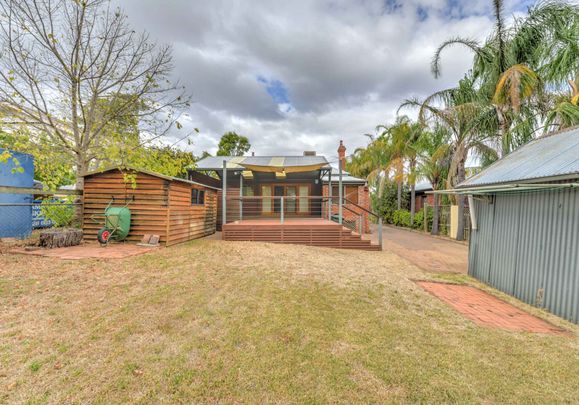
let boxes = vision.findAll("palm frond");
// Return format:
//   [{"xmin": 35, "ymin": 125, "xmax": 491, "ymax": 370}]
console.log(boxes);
[{"xmin": 431, "ymin": 37, "xmax": 482, "ymax": 78}]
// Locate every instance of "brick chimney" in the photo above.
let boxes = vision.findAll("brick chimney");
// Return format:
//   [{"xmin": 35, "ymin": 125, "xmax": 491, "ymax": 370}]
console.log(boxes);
[{"xmin": 337, "ymin": 140, "xmax": 346, "ymax": 169}]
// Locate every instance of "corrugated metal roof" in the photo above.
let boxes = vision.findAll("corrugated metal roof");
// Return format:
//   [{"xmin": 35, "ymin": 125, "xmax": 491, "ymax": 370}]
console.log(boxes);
[
  {"xmin": 83, "ymin": 166, "xmax": 221, "ymax": 190},
  {"xmin": 415, "ymin": 181, "xmax": 433, "ymax": 192},
  {"xmin": 321, "ymin": 172, "xmax": 366, "ymax": 184},
  {"xmin": 459, "ymin": 126, "xmax": 579, "ymax": 188},
  {"xmin": 195, "ymin": 155, "xmax": 330, "ymax": 170}
]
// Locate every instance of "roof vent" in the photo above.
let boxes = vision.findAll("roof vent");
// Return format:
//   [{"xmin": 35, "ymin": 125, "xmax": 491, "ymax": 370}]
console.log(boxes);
[{"xmin": 303, "ymin": 151, "xmax": 316, "ymax": 156}]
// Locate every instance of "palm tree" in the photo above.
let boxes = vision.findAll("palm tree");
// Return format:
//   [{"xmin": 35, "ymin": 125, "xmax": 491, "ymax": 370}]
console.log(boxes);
[
  {"xmin": 347, "ymin": 135, "xmax": 394, "ymax": 205},
  {"xmin": 400, "ymin": 75, "xmax": 498, "ymax": 240},
  {"xmin": 417, "ymin": 125, "xmax": 452, "ymax": 235},
  {"xmin": 402, "ymin": 121, "xmax": 424, "ymax": 225},
  {"xmin": 432, "ymin": 0, "xmax": 579, "ymax": 154},
  {"xmin": 376, "ymin": 117, "xmax": 412, "ymax": 210},
  {"xmin": 545, "ymin": 75, "xmax": 579, "ymax": 130}
]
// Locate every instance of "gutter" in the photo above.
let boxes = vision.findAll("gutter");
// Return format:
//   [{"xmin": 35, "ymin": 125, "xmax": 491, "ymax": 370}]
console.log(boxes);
[{"xmin": 427, "ymin": 183, "xmax": 579, "ymax": 195}]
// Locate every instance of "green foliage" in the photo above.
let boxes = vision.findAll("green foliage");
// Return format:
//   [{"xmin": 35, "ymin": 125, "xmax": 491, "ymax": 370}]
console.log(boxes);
[
  {"xmin": 0, "ymin": 129, "xmax": 75, "ymax": 188},
  {"xmin": 120, "ymin": 145, "xmax": 196, "ymax": 179},
  {"xmin": 0, "ymin": 148, "xmax": 24, "ymax": 174},
  {"xmin": 216, "ymin": 132, "xmax": 251, "ymax": 156},
  {"xmin": 412, "ymin": 208, "xmax": 433, "ymax": 230},
  {"xmin": 39, "ymin": 198, "xmax": 76, "ymax": 228},
  {"xmin": 372, "ymin": 180, "xmax": 410, "ymax": 224},
  {"xmin": 391, "ymin": 208, "xmax": 432, "ymax": 230},
  {"xmin": 392, "ymin": 209, "xmax": 411, "ymax": 227}
]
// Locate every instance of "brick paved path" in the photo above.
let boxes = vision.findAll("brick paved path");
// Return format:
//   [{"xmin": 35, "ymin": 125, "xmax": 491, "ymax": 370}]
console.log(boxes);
[
  {"xmin": 417, "ymin": 281, "xmax": 566, "ymax": 335},
  {"xmin": 369, "ymin": 225, "xmax": 468, "ymax": 273},
  {"xmin": 10, "ymin": 243, "xmax": 158, "ymax": 260}
]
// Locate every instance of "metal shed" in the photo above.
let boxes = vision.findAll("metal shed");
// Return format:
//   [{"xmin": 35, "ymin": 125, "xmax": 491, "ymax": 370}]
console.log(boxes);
[{"xmin": 454, "ymin": 126, "xmax": 579, "ymax": 323}]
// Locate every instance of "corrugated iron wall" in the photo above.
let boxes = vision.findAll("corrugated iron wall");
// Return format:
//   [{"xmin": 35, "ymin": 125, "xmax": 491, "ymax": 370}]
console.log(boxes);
[{"xmin": 468, "ymin": 188, "xmax": 579, "ymax": 323}]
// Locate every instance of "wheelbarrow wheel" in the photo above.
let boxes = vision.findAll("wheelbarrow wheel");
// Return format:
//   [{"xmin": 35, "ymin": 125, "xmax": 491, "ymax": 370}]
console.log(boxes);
[{"xmin": 97, "ymin": 227, "xmax": 112, "ymax": 245}]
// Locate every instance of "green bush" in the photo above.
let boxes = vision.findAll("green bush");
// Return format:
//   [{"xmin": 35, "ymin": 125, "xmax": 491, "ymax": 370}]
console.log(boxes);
[
  {"xmin": 392, "ymin": 209, "xmax": 411, "ymax": 227},
  {"xmin": 412, "ymin": 208, "xmax": 433, "ymax": 230},
  {"xmin": 372, "ymin": 180, "xmax": 410, "ymax": 224},
  {"xmin": 40, "ymin": 198, "xmax": 76, "ymax": 228}
]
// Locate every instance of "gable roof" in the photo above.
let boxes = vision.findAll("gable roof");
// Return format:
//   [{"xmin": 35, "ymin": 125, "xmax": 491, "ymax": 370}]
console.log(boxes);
[
  {"xmin": 458, "ymin": 126, "xmax": 579, "ymax": 188},
  {"xmin": 82, "ymin": 166, "xmax": 221, "ymax": 190},
  {"xmin": 195, "ymin": 155, "xmax": 330, "ymax": 171}
]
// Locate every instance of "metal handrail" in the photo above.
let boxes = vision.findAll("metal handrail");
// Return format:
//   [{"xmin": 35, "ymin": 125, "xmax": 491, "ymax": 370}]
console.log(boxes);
[{"xmin": 222, "ymin": 195, "xmax": 382, "ymax": 248}]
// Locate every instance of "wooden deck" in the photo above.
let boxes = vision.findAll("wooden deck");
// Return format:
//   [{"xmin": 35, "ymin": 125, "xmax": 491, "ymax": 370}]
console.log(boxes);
[{"xmin": 222, "ymin": 218, "xmax": 381, "ymax": 251}]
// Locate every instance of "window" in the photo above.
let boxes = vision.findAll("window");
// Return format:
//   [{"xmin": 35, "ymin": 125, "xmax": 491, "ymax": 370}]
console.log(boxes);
[
  {"xmin": 331, "ymin": 185, "xmax": 358, "ymax": 204},
  {"xmin": 345, "ymin": 186, "xmax": 358, "ymax": 204},
  {"xmin": 191, "ymin": 188, "xmax": 205, "ymax": 205},
  {"xmin": 242, "ymin": 186, "xmax": 254, "ymax": 196}
]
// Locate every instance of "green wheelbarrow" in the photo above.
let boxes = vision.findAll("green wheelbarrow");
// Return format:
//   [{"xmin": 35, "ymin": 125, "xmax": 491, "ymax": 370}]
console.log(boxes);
[{"xmin": 91, "ymin": 196, "xmax": 134, "ymax": 245}]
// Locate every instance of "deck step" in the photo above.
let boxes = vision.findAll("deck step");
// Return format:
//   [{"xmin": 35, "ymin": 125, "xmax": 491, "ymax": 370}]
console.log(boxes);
[{"xmin": 222, "ymin": 222, "xmax": 381, "ymax": 251}]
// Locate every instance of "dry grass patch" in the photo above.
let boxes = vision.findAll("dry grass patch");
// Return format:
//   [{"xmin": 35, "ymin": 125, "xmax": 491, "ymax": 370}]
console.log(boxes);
[{"xmin": 0, "ymin": 240, "xmax": 577, "ymax": 404}]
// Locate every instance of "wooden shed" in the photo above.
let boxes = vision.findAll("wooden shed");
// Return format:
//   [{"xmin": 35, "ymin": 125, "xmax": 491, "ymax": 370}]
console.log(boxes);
[{"xmin": 82, "ymin": 167, "xmax": 219, "ymax": 246}]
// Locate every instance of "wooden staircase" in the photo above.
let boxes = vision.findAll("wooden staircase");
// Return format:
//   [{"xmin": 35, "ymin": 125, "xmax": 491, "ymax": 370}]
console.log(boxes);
[{"xmin": 222, "ymin": 219, "xmax": 381, "ymax": 251}]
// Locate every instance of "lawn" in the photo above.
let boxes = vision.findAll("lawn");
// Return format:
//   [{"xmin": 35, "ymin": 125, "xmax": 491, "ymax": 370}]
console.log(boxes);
[{"xmin": 1, "ymin": 240, "xmax": 578, "ymax": 404}]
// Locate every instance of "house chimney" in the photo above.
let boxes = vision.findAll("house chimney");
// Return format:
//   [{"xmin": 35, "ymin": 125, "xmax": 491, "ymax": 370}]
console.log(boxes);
[
  {"xmin": 303, "ymin": 151, "xmax": 316, "ymax": 156},
  {"xmin": 337, "ymin": 140, "xmax": 346, "ymax": 168}
]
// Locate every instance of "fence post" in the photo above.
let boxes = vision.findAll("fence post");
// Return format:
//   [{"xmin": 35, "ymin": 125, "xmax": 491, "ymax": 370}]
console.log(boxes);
[
  {"xmin": 423, "ymin": 202, "xmax": 428, "ymax": 233},
  {"xmin": 378, "ymin": 217, "xmax": 383, "ymax": 250},
  {"xmin": 222, "ymin": 160, "xmax": 227, "ymax": 226},
  {"xmin": 239, "ymin": 175, "xmax": 243, "ymax": 221},
  {"xmin": 359, "ymin": 214, "xmax": 363, "ymax": 235},
  {"xmin": 338, "ymin": 159, "xmax": 343, "ymax": 224},
  {"xmin": 328, "ymin": 169, "xmax": 332, "ymax": 220},
  {"xmin": 280, "ymin": 197, "xmax": 284, "ymax": 224}
]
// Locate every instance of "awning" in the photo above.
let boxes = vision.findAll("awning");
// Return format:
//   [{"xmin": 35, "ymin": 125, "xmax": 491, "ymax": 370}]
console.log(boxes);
[
  {"xmin": 239, "ymin": 157, "xmax": 328, "ymax": 173},
  {"xmin": 240, "ymin": 162, "xmax": 328, "ymax": 173}
]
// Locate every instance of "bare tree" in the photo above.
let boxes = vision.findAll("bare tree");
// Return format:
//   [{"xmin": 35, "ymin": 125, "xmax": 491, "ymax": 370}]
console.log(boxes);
[{"xmin": 0, "ymin": 0, "xmax": 190, "ymax": 189}]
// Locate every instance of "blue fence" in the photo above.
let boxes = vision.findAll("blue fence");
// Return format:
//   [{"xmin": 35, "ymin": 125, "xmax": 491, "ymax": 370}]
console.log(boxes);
[{"xmin": 0, "ymin": 149, "xmax": 35, "ymax": 238}]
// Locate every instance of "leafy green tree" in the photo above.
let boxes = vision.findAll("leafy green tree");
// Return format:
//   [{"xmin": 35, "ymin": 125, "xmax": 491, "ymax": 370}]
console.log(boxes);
[
  {"xmin": 216, "ymin": 132, "xmax": 251, "ymax": 156},
  {"xmin": 133, "ymin": 145, "xmax": 196, "ymax": 179},
  {"xmin": 371, "ymin": 180, "xmax": 409, "ymax": 224},
  {"xmin": 0, "ymin": 0, "xmax": 190, "ymax": 190},
  {"xmin": 0, "ymin": 128, "xmax": 75, "ymax": 189}
]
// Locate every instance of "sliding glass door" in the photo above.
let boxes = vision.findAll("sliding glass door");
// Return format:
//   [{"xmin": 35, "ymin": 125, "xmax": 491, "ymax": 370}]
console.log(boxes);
[{"xmin": 298, "ymin": 186, "xmax": 309, "ymax": 213}]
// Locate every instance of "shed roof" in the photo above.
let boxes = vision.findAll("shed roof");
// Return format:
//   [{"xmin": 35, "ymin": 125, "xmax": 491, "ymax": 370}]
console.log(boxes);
[
  {"xmin": 195, "ymin": 155, "xmax": 330, "ymax": 171},
  {"xmin": 83, "ymin": 166, "xmax": 221, "ymax": 190},
  {"xmin": 458, "ymin": 126, "xmax": 579, "ymax": 188}
]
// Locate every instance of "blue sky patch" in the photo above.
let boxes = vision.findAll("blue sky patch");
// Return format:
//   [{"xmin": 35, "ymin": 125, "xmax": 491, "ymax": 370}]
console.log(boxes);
[{"xmin": 257, "ymin": 75, "xmax": 291, "ymax": 108}]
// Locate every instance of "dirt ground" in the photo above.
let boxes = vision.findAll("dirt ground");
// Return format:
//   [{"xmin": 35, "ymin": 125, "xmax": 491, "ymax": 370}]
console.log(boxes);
[{"xmin": 369, "ymin": 225, "xmax": 469, "ymax": 273}]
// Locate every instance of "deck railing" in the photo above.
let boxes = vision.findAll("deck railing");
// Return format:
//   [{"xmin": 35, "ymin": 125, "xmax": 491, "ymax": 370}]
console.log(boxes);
[{"xmin": 223, "ymin": 196, "xmax": 331, "ymax": 223}]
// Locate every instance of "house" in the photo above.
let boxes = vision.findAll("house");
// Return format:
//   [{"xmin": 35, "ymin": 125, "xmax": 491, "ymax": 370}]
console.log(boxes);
[
  {"xmin": 190, "ymin": 141, "xmax": 380, "ymax": 250},
  {"xmin": 414, "ymin": 181, "xmax": 434, "ymax": 212},
  {"xmin": 82, "ymin": 167, "xmax": 219, "ymax": 246},
  {"xmin": 453, "ymin": 126, "xmax": 579, "ymax": 323}
]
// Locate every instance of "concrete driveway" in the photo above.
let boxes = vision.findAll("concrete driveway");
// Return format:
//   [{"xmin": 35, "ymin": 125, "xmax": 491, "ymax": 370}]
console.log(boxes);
[{"xmin": 370, "ymin": 225, "xmax": 469, "ymax": 273}]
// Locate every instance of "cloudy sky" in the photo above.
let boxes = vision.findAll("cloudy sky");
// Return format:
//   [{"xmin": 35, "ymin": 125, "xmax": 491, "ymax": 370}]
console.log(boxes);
[{"xmin": 116, "ymin": 0, "xmax": 533, "ymax": 162}]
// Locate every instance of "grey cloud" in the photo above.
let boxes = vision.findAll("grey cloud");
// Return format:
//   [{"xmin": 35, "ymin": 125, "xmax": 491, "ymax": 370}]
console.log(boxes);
[{"xmin": 113, "ymin": 0, "xmax": 504, "ymax": 159}]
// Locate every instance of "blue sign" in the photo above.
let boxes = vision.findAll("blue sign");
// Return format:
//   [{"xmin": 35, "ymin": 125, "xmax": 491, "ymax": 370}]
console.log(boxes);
[{"xmin": 32, "ymin": 201, "xmax": 54, "ymax": 229}]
